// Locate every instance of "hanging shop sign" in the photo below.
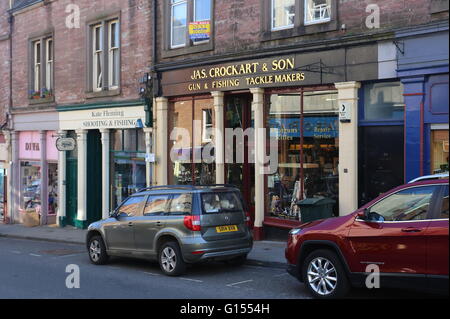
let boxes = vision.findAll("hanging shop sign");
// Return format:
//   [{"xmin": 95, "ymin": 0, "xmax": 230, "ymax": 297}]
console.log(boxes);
[
  {"xmin": 56, "ymin": 138, "xmax": 76, "ymax": 152},
  {"xmin": 189, "ymin": 21, "xmax": 211, "ymax": 41}
]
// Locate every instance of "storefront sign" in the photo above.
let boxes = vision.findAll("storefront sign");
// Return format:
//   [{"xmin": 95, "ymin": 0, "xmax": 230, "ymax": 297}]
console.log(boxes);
[
  {"xmin": 339, "ymin": 102, "xmax": 352, "ymax": 123},
  {"xmin": 270, "ymin": 117, "xmax": 338, "ymax": 139},
  {"xmin": 56, "ymin": 138, "xmax": 76, "ymax": 152},
  {"xmin": 59, "ymin": 106, "xmax": 146, "ymax": 131},
  {"xmin": 189, "ymin": 21, "xmax": 211, "ymax": 40}
]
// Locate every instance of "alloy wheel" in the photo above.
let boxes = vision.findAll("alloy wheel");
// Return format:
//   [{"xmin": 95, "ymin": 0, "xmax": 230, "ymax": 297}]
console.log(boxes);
[
  {"xmin": 161, "ymin": 247, "xmax": 177, "ymax": 273},
  {"xmin": 307, "ymin": 257, "xmax": 338, "ymax": 296},
  {"xmin": 89, "ymin": 240, "xmax": 101, "ymax": 262}
]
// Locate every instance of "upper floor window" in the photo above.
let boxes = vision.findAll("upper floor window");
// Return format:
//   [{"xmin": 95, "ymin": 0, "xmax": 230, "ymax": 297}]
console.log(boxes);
[
  {"xmin": 89, "ymin": 18, "xmax": 120, "ymax": 93},
  {"xmin": 271, "ymin": 0, "xmax": 295, "ymax": 31},
  {"xmin": 304, "ymin": 0, "xmax": 331, "ymax": 25},
  {"xmin": 169, "ymin": 0, "xmax": 212, "ymax": 49},
  {"xmin": 30, "ymin": 35, "xmax": 53, "ymax": 100}
]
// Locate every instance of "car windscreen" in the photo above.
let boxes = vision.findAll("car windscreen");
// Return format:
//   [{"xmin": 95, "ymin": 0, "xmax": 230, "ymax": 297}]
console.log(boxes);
[{"xmin": 201, "ymin": 192, "xmax": 244, "ymax": 214}]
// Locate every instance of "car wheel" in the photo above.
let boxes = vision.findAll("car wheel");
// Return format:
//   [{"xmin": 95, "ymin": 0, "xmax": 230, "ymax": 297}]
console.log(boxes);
[
  {"xmin": 302, "ymin": 249, "xmax": 350, "ymax": 299},
  {"xmin": 158, "ymin": 241, "xmax": 186, "ymax": 276},
  {"xmin": 88, "ymin": 235, "xmax": 109, "ymax": 265}
]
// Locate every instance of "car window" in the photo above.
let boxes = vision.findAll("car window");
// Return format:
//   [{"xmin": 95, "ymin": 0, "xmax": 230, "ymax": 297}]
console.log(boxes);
[
  {"xmin": 144, "ymin": 195, "xmax": 170, "ymax": 216},
  {"xmin": 369, "ymin": 186, "xmax": 438, "ymax": 222},
  {"xmin": 168, "ymin": 193, "xmax": 193, "ymax": 215},
  {"xmin": 440, "ymin": 186, "xmax": 449, "ymax": 219},
  {"xmin": 201, "ymin": 192, "xmax": 243, "ymax": 214},
  {"xmin": 117, "ymin": 196, "xmax": 146, "ymax": 217}
]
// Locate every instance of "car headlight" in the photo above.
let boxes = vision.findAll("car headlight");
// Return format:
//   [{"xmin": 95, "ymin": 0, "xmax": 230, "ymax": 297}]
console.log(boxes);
[{"xmin": 289, "ymin": 228, "xmax": 302, "ymax": 236}]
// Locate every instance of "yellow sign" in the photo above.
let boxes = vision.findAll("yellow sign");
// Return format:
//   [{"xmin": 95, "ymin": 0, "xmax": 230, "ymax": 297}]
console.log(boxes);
[{"xmin": 189, "ymin": 21, "xmax": 211, "ymax": 40}]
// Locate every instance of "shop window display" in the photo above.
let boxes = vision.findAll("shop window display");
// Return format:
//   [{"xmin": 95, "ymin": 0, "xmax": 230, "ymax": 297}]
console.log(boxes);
[
  {"xmin": 48, "ymin": 163, "xmax": 58, "ymax": 215},
  {"xmin": 111, "ymin": 129, "xmax": 146, "ymax": 208},
  {"xmin": 169, "ymin": 98, "xmax": 216, "ymax": 185},
  {"xmin": 267, "ymin": 90, "xmax": 339, "ymax": 221},
  {"xmin": 21, "ymin": 162, "xmax": 42, "ymax": 212},
  {"xmin": 431, "ymin": 130, "xmax": 449, "ymax": 174}
]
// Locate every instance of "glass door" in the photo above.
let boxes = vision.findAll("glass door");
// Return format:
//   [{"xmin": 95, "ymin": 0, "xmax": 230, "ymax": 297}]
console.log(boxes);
[{"xmin": 225, "ymin": 94, "xmax": 255, "ymax": 223}]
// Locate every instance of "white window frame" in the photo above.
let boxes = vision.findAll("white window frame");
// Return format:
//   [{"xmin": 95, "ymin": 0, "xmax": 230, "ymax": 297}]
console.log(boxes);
[
  {"xmin": 108, "ymin": 20, "xmax": 120, "ymax": 90},
  {"xmin": 193, "ymin": 0, "xmax": 211, "ymax": 45},
  {"xmin": 271, "ymin": 0, "xmax": 295, "ymax": 31},
  {"xmin": 93, "ymin": 24, "xmax": 103, "ymax": 92},
  {"xmin": 33, "ymin": 40, "xmax": 41, "ymax": 92},
  {"xmin": 202, "ymin": 108, "xmax": 213, "ymax": 143},
  {"xmin": 45, "ymin": 38, "xmax": 53, "ymax": 91},
  {"xmin": 304, "ymin": 0, "xmax": 331, "ymax": 26},
  {"xmin": 170, "ymin": 0, "xmax": 188, "ymax": 49}
]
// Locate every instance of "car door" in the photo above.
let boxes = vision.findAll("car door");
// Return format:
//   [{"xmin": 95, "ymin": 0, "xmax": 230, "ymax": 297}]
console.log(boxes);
[
  {"xmin": 104, "ymin": 195, "xmax": 146, "ymax": 252},
  {"xmin": 348, "ymin": 185, "xmax": 440, "ymax": 275},
  {"xmin": 426, "ymin": 185, "xmax": 449, "ymax": 284},
  {"xmin": 133, "ymin": 194, "xmax": 170, "ymax": 255}
]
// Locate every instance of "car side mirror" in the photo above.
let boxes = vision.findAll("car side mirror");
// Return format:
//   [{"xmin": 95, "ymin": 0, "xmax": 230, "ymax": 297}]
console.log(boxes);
[
  {"xmin": 357, "ymin": 208, "xmax": 370, "ymax": 220},
  {"xmin": 110, "ymin": 210, "xmax": 119, "ymax": 219}
]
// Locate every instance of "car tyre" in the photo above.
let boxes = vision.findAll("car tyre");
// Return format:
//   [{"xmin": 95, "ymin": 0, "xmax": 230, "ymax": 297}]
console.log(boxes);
[
  {"xmin": 88, "ymin": 235, "xmax": 109, "ymax": 265},
  {"xmin": 158, "ymin": 241, "xmax": 186, "ymax": 276},
  {"xmin": 302, "ymin": 249, "xmax": 350, "ymax": 299}
]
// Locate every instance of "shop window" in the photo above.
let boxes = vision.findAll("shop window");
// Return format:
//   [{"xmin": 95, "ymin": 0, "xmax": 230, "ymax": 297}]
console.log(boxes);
[
  {"xmin": 431, "ymin": 130, "xmax": 449, "ymax": 174},
  {"xmin": 169, "ymin": 98, "xmax": 216, "ymax": 185},
  {"xmin": 48, "ymin": 163, "xmax": 58, "ymax": 216},
  {"xmin": 363, "ymin": 82, "xmax": 405, "ymax": 121},
  {"xmin": 267, "ymin": 90, "xmax": 339, "ymax": 221},
  {"xmin": 21, "ymin": 162, "xmax": 42, "ymax": 211},
  {"xmin": 111, "ymin": 129, "xmax": 146, "ymax": 208}
]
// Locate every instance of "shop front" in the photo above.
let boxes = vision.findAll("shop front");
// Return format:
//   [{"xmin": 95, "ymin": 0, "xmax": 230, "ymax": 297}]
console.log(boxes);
[
  {"xmin": 157, "ymin": 45, "xmax": 378, "ymax": 239},
  {"xmin": 0, "ymin": 132, "xmax": 8, "ymax": 223},
  {"xmin": 16, "ymin": 131, "xmax": 58, "ymax": 225},
  {"xmin": 58, "ymin": 102, "xmax": 149, "ymax": 229}
]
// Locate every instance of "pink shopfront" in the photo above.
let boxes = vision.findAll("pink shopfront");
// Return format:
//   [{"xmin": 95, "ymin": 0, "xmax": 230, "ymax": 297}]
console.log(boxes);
[{"xmin": 19, "ymin": 131, "xmax": 58, "ymax": 225}]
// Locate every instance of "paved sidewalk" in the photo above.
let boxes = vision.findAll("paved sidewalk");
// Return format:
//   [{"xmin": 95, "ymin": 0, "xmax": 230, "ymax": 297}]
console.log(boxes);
[{"xmin": 0, "ymin": 223, "xmax": 287, "ymax": 268}]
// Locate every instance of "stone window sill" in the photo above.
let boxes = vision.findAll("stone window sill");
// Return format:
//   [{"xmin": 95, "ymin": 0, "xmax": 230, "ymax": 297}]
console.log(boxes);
[{"xmin": 86, "ymin": 88, "xmax": 121, "ymax": 99}]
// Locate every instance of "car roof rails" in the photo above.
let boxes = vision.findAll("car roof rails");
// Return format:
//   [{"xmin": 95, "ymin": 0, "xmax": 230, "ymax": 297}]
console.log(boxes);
[
  {"xmin": 138, "ymin": 184, "xmax": 239, "ymax": 192},
  {"xmin": 138, "ymin": 185, "xmax": 196, "ymax": 192}
]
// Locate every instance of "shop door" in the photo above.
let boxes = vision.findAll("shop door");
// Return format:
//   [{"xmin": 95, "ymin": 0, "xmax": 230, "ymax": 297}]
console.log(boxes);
[
  {"xmin": 66, "ymin": 158, "xmax": 78, "ymax": 226},
  {"xmin": 224, "ymin": 94, "xmax": 255, "ymax": 225},
  {"xmin": 87, "ymin": 130, "xmax": 103, "ymax": 224},
  {"xmin": 359, "ymin": 125, "xmax": 404, "ymax": 206}
]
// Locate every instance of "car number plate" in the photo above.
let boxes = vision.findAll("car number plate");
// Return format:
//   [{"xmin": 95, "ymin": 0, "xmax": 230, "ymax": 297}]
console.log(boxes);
[{"xmin": 216, "ymin": 225, "xmax": 238, "ymax": 233}]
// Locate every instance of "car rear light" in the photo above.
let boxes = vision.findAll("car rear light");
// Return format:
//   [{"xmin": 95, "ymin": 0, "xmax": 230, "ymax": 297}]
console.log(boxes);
[
  {"xmin": 245, "ymin": 212, "xmax": 252, "ymax": 228},
  {"xmin": 184, "ymin": 215, "xmax": 201, "ymax": 231}
]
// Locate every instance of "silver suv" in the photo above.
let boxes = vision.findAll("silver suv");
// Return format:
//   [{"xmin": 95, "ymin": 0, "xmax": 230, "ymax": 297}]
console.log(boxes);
[{"xmin": 86, "ymin": 185, "xmax": 253, "ymax": 276}]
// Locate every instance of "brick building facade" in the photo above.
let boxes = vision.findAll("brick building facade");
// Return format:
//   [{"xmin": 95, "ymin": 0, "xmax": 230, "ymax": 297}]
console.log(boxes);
[
  {"xmin": 151, "ymin": 0, "xmax": 449, "ymax": 239},
  {"xmin": 2, "ymin": 0, "xmax": 153, "ymax": 228}
]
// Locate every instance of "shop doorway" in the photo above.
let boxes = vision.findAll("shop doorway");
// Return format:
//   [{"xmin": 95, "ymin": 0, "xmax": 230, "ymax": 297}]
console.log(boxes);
[
  {"xmin": 0, "ymin": 168, "xmax": 6, "ymax": 223},
  {"xmin": 66, "ymin": 158, "xmax": 77, "ymax": 226},
  {"xmin": 224, "ymin": 93, "xmax": 255, "ymax": 223},
  {"xmin": 87, "ymin": 130, "xmax": 102, "ymax": 225},
  {"xmin": 358, "ymin": 125, "xmax": 404, "ymax": 206}
]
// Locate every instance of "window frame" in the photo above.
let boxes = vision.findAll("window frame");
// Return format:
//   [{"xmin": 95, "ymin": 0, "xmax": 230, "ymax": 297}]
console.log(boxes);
[
  {"xmin": 271, "ymin": 0, "xmax": 296, "ymax": 31},
  {"xmin": 29, "ymin": 33, "xmax": 54, "ymax": 103},
  {"xmin": 261, "ymin": 0, "xmax": 338, "ymax": 42},
  {"xmin": 143, "ymin": 194, "xmax": 171, "ymax": 216},
  {"xmin": 108, "ymin": 20, "xmax": 120, "ymax": 90},
  {"xmin": 167, "ymin": 193, "xmax": 194, "ymax": 216},
  {"xmin": 360, "ymin": 185, "xmax": 442, "ymax": 223},
  {"xmin": 163, "ymin": 0, "xmax": 214, "ymax": 58},
  {"xmin": 87, "ymin": 14, "xmax": 121, "ymax": 96},
  {"xmin": 170, "ymin": 0, "xmax": 188, "ymax": 49},
  {"xmin": 304, "ymin": 0, "xmax": 331, "ymax": 26}
]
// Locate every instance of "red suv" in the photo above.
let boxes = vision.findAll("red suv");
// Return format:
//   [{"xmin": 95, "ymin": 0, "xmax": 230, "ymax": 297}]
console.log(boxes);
[{"xmin": 285, "ymin": 179, "xmax": 449, "ymax": 299}]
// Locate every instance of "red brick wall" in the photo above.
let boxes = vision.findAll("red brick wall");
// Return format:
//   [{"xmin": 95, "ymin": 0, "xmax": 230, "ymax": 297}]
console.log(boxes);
[
  {"xmin": 157, "ymin": 0, "xmax": 448, "ymax": 64},
  {"xmin": 0, "ymin": 0, "xmax": 11, "ymax": 125},
  {"xmin": 11, "ymin": 0, "xmax": 152, "ymax": 110}
]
